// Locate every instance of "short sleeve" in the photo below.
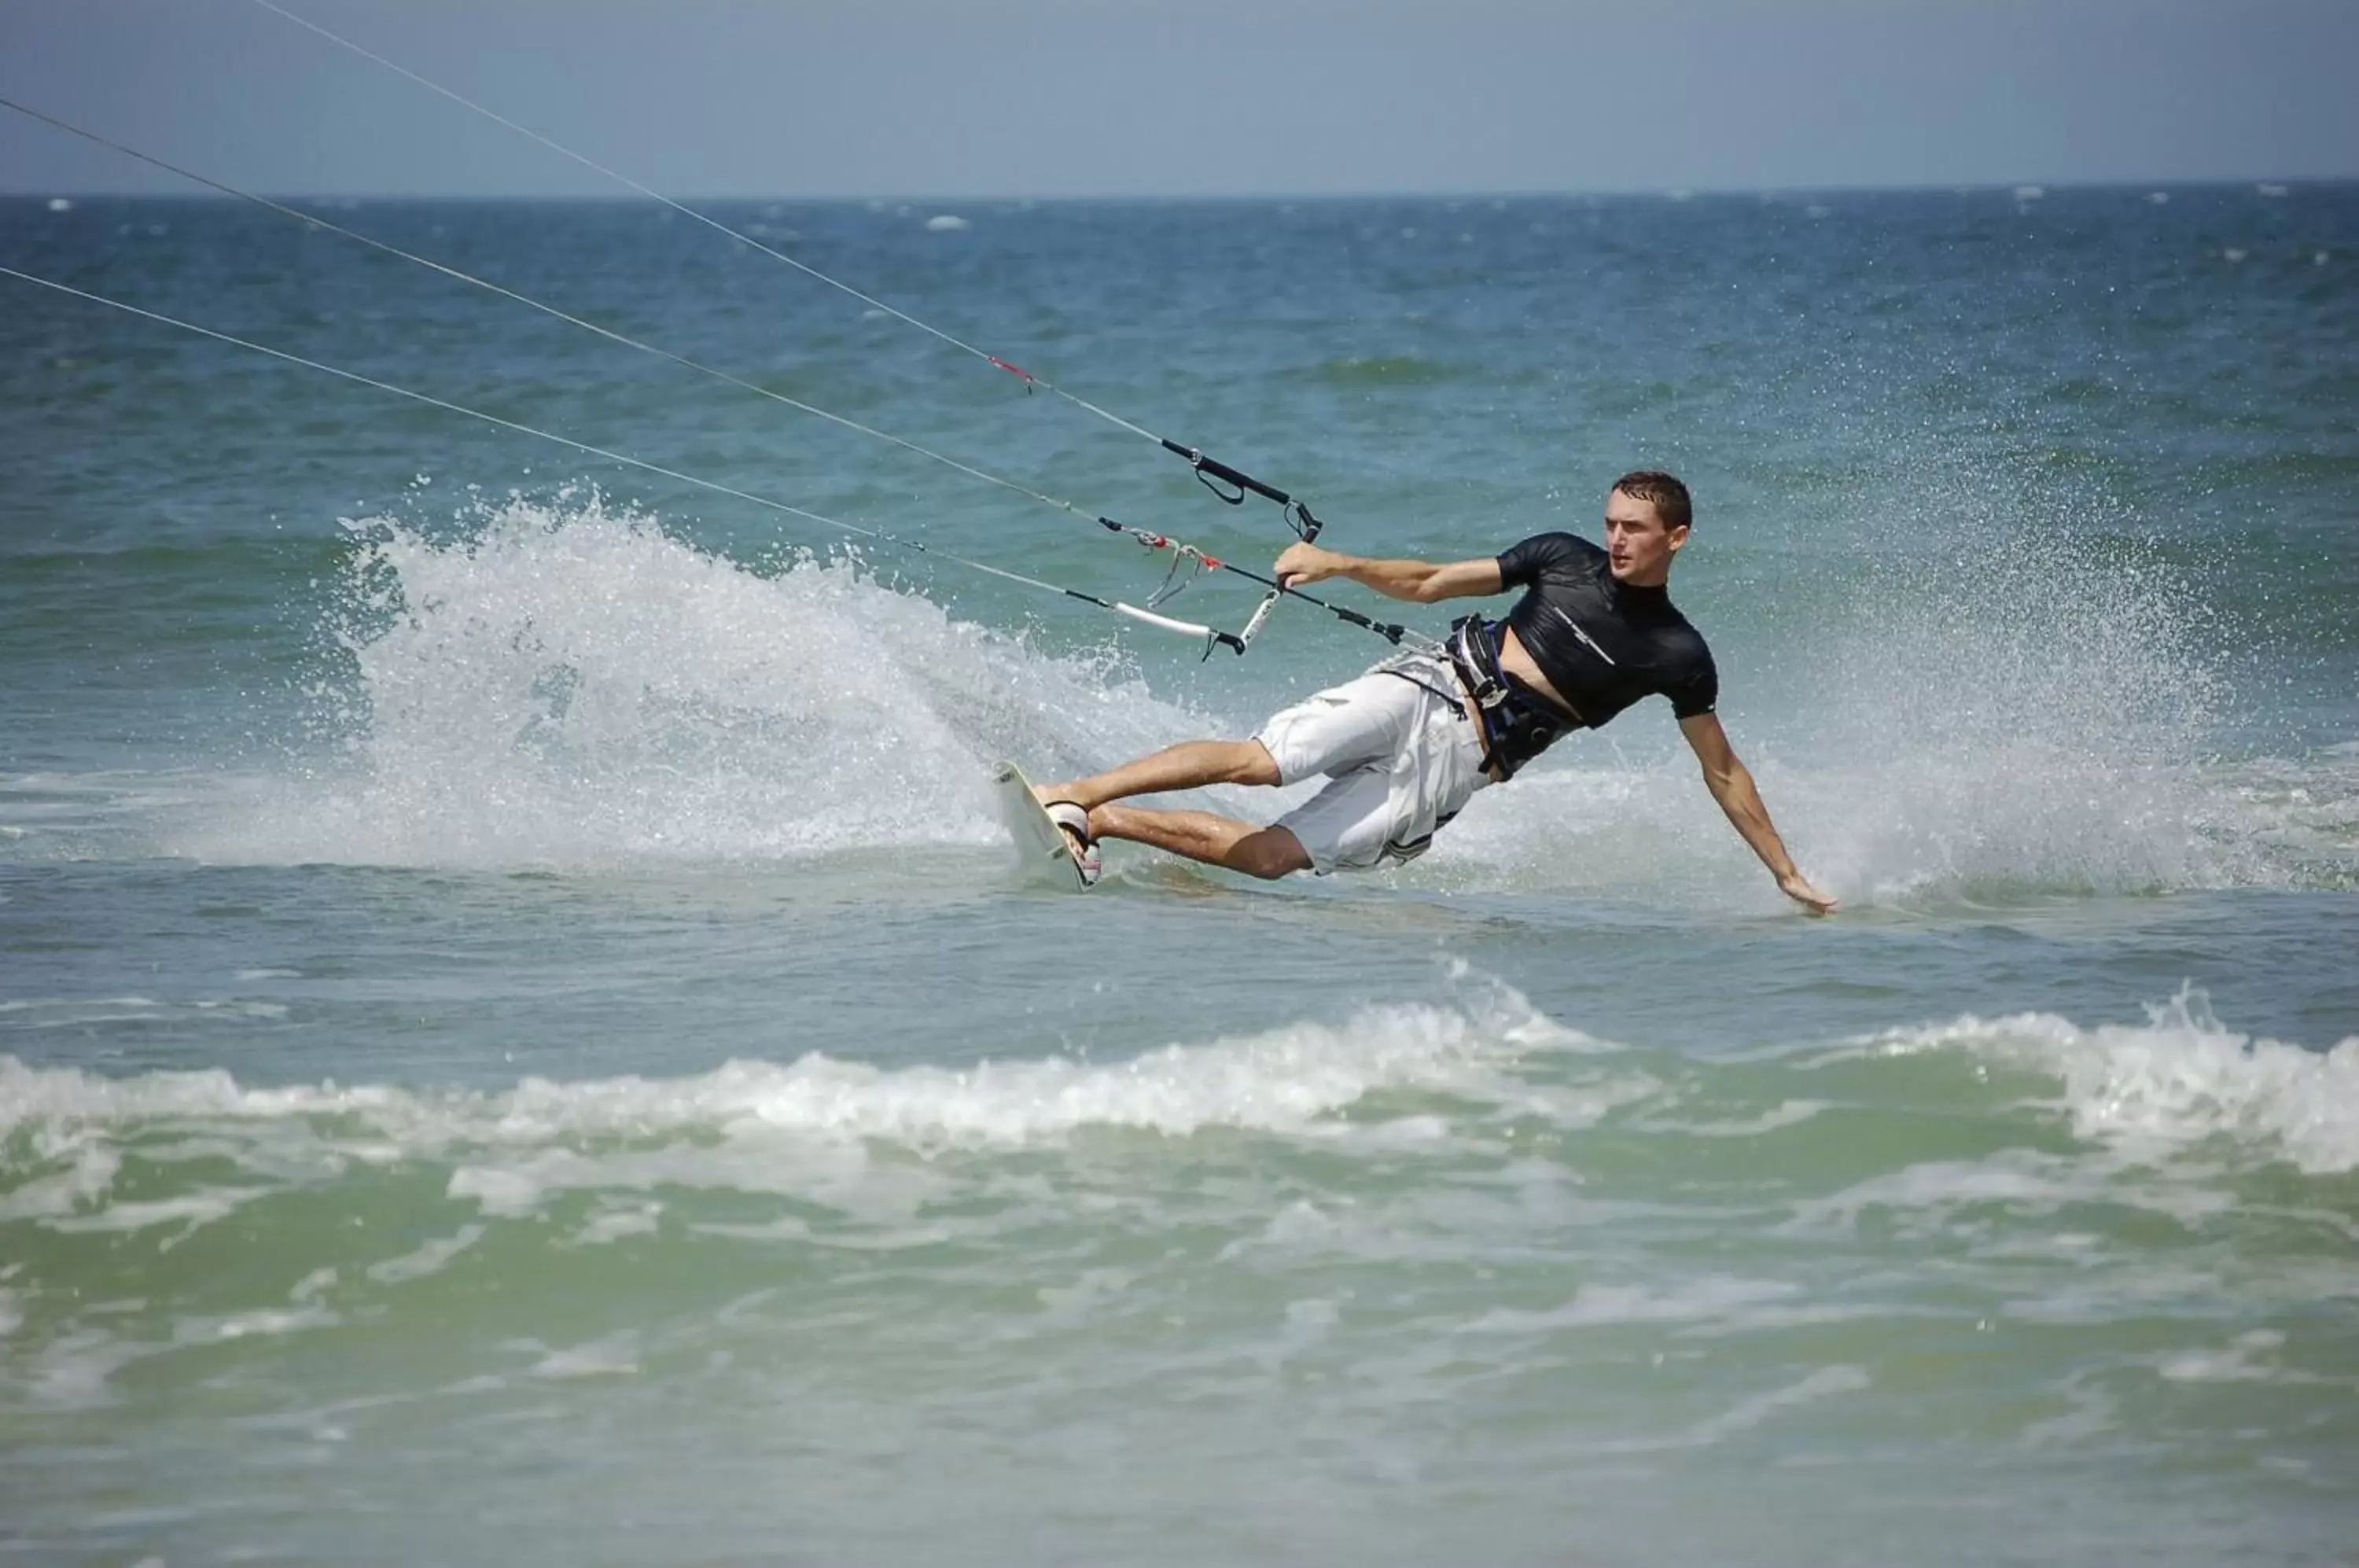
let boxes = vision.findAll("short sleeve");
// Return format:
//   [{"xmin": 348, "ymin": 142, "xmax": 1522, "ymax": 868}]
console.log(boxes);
[
  {"xmin": 1495, "ymin": 532, "xmax": 1598, "ymax": 590},
  {"xmin": 1667, "ymin": 639, "xmax": 1719, "ymax": 720}
]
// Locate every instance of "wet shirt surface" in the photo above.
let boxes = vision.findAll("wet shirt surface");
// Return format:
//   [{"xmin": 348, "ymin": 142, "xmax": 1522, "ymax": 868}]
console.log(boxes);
[{"xmin": 1491, "ymin": 532, "xmax": 1718, "ymax": 729}]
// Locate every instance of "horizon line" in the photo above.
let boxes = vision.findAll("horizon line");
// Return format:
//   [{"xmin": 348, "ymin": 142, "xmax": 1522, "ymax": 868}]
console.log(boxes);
[{"xmin": 8, "ymin": 175, "xmax": 2354, "ymax": 205}]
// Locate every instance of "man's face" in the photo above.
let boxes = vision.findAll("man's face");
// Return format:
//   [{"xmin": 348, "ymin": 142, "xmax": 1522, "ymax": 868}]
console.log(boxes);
[{"xmin": 1603, "ymin": 489, "xmax": 1688, "ymax": 586}]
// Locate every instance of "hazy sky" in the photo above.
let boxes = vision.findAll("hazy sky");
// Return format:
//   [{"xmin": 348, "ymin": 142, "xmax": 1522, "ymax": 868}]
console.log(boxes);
[{"xmin": 4, "ymin": 0, "xmax": 2355, "ymax": 197}]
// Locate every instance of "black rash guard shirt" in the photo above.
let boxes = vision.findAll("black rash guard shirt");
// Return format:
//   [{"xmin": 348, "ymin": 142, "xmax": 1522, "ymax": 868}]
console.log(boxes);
[{"xmin": 1490, "ymin": 532, "xmax": 1718, "ymax": 729}]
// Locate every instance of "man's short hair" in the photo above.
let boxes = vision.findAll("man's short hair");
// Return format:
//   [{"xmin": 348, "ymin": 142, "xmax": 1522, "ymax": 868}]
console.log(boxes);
[{"xmin": 1611, "ymin": 470, "xmax": 1692, "ymax": 532}]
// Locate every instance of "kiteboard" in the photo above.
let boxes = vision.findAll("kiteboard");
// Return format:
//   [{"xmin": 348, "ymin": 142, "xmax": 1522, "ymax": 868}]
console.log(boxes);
[{"xmin": 990, "ymin": 761, "xmax": 1094, "ymax": 891}]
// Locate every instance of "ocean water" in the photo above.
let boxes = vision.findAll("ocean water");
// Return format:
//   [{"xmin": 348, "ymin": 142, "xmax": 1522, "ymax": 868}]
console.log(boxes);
[{"xmin": 2, "ymin": 185, "xmax": 2357, "ymax": 1564}]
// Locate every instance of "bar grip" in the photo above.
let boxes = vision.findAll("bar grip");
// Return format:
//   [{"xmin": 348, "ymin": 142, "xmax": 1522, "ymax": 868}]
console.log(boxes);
[
  {"xmin": 1162, "ymin": 439, "xmax": 1291, "ymax": 506},
  {"xmin": 1194, "ymin": 453, "xmax": 1290, "ymax": 506}
]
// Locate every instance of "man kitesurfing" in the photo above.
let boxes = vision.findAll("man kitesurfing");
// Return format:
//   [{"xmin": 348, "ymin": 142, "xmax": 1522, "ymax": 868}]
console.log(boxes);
[
  {"xmin": 1036, "ymin": 471, "xmax": 1838, "ymax": 914},
  {"xmin": 5, "ymin": 65, "xmax": 1817, "ymax": 922}
]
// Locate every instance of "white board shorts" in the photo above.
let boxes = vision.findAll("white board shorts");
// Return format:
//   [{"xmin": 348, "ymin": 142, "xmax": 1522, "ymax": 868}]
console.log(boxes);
[{"xmin": 1253, "ymin": 653, "xmax": 1491, "ymax": 874}]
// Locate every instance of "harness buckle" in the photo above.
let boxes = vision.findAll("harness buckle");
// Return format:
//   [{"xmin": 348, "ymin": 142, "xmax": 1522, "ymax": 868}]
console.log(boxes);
[{"xmin": 1447, "ymin": 616, "xmax": 1511, "ymax": 711}]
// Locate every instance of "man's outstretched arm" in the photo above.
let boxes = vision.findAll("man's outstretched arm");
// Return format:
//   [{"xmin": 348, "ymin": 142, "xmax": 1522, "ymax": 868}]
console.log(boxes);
[
  {"xmin": 1678, "ymin": 712, "xmax": 1838, "ymax": 915},
  {"xmin": 1275, "ymin": 542, "xmax": 1503, "ymax": 603}
]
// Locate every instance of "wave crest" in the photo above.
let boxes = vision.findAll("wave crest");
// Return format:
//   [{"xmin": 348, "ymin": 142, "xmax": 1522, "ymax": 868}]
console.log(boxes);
[{"xmin": 1867, "ymin": 988, "xmax": 2359, "ymax": 1174}]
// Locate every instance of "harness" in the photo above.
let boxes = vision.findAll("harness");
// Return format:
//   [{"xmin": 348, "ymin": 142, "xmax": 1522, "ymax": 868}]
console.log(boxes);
[{"xmin": 1444, "ymin": 616, "xmax": 1582, "ymax": 780}]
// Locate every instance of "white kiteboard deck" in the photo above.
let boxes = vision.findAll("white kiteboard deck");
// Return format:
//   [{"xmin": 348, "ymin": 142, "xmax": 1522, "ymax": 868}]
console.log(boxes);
[{"xmin": 990, "ymin": 761, "xmax": 1093, "ymax": 892}]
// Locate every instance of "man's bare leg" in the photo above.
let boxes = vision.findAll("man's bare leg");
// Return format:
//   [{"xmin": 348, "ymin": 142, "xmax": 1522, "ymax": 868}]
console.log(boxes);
[
  {"xmin": 1091, "ymin": 804, "xmax": 1312, "ymax": 881},
  {"xmin": 1036, "ymin": 738, "xmax": 1281, "ymax": 812},
  {"xmin": 1033, "ymin": 739, "xmax": 1307, "ymax": 878}
]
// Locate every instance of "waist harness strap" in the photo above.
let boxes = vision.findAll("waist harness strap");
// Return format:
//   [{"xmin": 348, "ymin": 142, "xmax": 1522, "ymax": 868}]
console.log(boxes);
[{"xmin": 1445, "ymin": 616, "xmax": 1579, "ymax": 780}]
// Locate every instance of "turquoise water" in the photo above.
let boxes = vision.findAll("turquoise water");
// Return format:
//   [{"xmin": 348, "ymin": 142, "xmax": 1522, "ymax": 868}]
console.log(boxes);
[{"xmin": 3, "ymin": 187, "xmax": 2357, "ymax": 1565}]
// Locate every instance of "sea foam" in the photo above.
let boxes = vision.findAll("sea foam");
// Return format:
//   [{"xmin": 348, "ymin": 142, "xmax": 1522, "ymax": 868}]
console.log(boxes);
[
  {"xmin": 1870, "ymin": 989, "xmax": 2359, "ymax": 1175},
  {"xmin": 175, "ymin": 499, "xmax": 1214, "ymax": 868},
  {"xmin": 0, "ymin": 989, "xmax": 1573, "ymax": 1169}
]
